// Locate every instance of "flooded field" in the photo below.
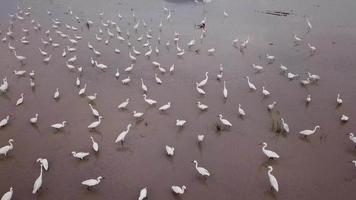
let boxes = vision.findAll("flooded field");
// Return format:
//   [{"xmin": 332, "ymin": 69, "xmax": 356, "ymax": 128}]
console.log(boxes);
[{"xmin": 1, "ymin": 0, "xmax": 356, "ymax": 199}]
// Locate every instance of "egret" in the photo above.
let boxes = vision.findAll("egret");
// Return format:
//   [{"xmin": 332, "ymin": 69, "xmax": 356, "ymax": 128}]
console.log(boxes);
[
  {"xmin": 88, "ymin": 116, "xmax": 102, "ymax": 129},
  {"xmin": 129, "ymin": 52, "xmax": 136, "ymax": 62},
  {"xmin": 217, "ymin": 72, "xmax": 223, "ymax": 81},
  {"xmin": 267, "ymin": 101, "xmax": 277, "ymax": 111},
  {"xmin": 176, "ymin": 119, "xmax": 186, "ymax": 127},
  {"xmin": 32, "ymin": 164, "xmax": 43, "ymax": 194},
  {"xmin": 281, "ymin": 118, "xmax": 289, "ymax": 133},
  {"xmin": 65, "ymin": 62, "xmax": 75, "ymax": 71},
  {"xmin": 207, "ymin": 48, "xmax": 215, "ymax": 55},
  {"xmin": 307, "ymin": 43, "xmax": 316, "ymax": 55},
  {"xmin": 115, "ymin": 68, "xmax": 120, "ymax": 78},
  {"xmin": 246, "ymin": 76, "xmax": 256, "ymax": 90},
  {"xmin": 51, "ymin": 121, "xmax": 66, "ymax": 130},
  {"xmin": 238, "ymin": 104, "xmax": 246, "ymax": 117},
  {"xmin": 115, "ymin": 124, "xmax": 132, "ymax": 145},
  {"xmin": 223, "ymin": 81, "xmax": 228, "ymax": 99},
  {"xmin": 266, "ymin": 54, "xmax": 275, "ymax": 64},
  {"xmin": 287, "ymin": 72, "xmax": 298, "ymax": 80},
  {"xmin": 87, "ymin": 93, "xmax": 97, "ymax": 101},
  {"xmin": 262, "ymin": 86, "xmax": 270, "ymax": 97},
  {"xmin": 341, "ymin": 114, "xmax": 349, "ymax": 122},
  {"xmin": 280, "ymin": 64, "xmax": 288, "ymax": 73},
  {"xmin": 0, "ymin": 116, "xmax": 10, "ymax": 128},
  {"xmin": 223, "ymin": 10, "xmax": 229, "ymax": 17},
  {"xmin": 89, "ymin": 104, "xmax": 100, "ymax": 117},
  {"xmin": 347, "ymin": 133, "xmax": 356, "ymax": 148},
  {"xmin": 38, "ymin": 48, "xmax": 48, "ymax": 56},
  {"xmin": 72, "ymin": 151, "xmax": 90, "ymax": 159},
  {"xmin": 172, "ymin": 185, "xmax": 186, "ymax": 195},
  {"xmin": 197, "ymin": 72, "xmax": 208, "ymax": 87},
  {"xmin": 67, "ymin": 55, "xmax": 77, "ymax": 63},
  {"xmin": 82, "ymin": 176, "xmax": 103, "ymax": 189},
  {"xmin": 13, "ymin": 50, "xmax": 26, "ymax": 63},
  {"xmin": 16, "ymin": 93, "xmax": 24, "ymax": 106},
  {"xmin": 307, "ymin": 72, "xmax": 320, "ymax": 82},
  {"xmin": 54, "ymin": 88, "xmax": 60, "ymax": 99},
  {"xmin": 252, "ymin": 64, "xmax": 263, "ymax": 72},
  {"xmin": 306, "ymin": 94, "xmax": 311, "ymax": 104},
  {"xmin": 169, "ymin": 64, "xmax": 175, "ymax": 73},
  {"xmin": 306, "ymin": 18, "xmax": 312, "ymax": 30},
  {"xmin": 138, "ymin": 187, "xmax": 147, "ymax": 200},
  {"xmin": 299, "ymin": 125, "xmax": 320, "ymax": 137},
  {"xmin": 14, "ymin": 70, "xmax": 26, "ymax": 76},
  {"xmin": 90, "ymin": 136, "xmax": 99, "ymax": 152},
  {"xmin": 141, "ymin": 78, "xmax": 148, "ymax": 93},
  {"xmin": 159, "ymin": 102, "xmax": 171, "ymax": 111},
  {"xmin": 261, "ymin": 143, "xmax": 280, "ymax": 159},
  {"xmin": 133, "ymin": 111, "xmax": 144, "ymax": 119},
  {"xmin": 165, "ymin": 145, "xmax": 174, "ymax": 156},
  {"xmin": 78, "ymin": 84, "xmax": 87, "ymax": 96},
  {"xmin": 294, "ymin": 34, "xmax": 302, "ymax": 44},
  {"xmin": 197, "ymin": 135, "xmax": 205, "ymax": 143},
  {"xmin": 267, "ymin": 166, "xmax": 279, "ymax": 192},
  {"xmin": 196, "ymin": 83, "xmax": 206, "ymax": 95},
  {"xmin": 197, "ymin": 102, "xmax": 208, "ymax": 111},
  {"xmin": 0, "ymin": 139, "xmax": 14, "ymax": 156},
  {"xmin": 192, "ymin": 160, "xmax": 210, "ymax": 177},
  {"xmin": 336, "ymin": 93, "xmax": 343, "ymax": 105},
  {"xmin": 36, "ymin": 158, "xmax": 49, "ymax": 171},
  {"xmin": 1, "ymin": 187, "xmax": 13, "ymax": 200},
  {"xmin": 155, "ymin": 73, "xmax": 162, "ymax": 84},
  {"xmin": 43, "ymin": 55, "xmax": 52, "ymax": 63},
  {"xmin": 118, "ymin": 98, "xmax": 130, "ymax": 109},
  {"xmin": 30, "ymin": 114, "xmax": 39, "ymax": 124},
  {"xmin": 218, "ymin": 114, "xmax": 232, "ymax": 127},
  {"xmin": 143, "ymin": 94, "xmax": 157, "ymax": 105}
]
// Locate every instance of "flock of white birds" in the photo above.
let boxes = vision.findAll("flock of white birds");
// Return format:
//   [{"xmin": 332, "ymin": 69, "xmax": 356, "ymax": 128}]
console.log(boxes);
[{"xmin": 0, "ymin": 1, "xmax": 354, "ymax": 200}]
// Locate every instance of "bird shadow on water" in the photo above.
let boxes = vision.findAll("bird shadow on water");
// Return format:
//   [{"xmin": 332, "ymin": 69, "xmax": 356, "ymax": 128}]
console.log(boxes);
[
  {"xmin": 260, "ymin": 159, "xmax": 279, "ymax": 168},
  {"xmin": 263, "ymin": 189, "xmax": 277, "ymax": 199},
  {"xmin": 115, "ymin": 145, "xmax": 133, "ymax": 153}
]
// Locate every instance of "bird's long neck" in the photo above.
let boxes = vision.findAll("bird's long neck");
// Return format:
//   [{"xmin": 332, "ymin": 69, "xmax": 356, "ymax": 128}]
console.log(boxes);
[
  {"xmin": 8, "ymin": 141, "xmax": 13, "ymax": 147},
  {"xmin": 195, "ymin": 162, "xmax": 198, "ymax": 169},
  {"xmin": 262, "ymin": 144, "xmax": 267, "ymax": 151},
  {"xmin": 268, "ymin": 168, "xmax": 273, "ymax": 175},
  {"xmin": 313, "ymin": 126, "xmax": 318, "ymax": 132}
]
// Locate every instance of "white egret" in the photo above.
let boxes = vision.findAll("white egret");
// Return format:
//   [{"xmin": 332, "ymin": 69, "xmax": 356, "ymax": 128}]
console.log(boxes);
[
  {"xmin": 72, "ymin": 151, "xmax": 89, "ymax": 159},
  {"xmin": 14, "ymin": 70, "xmax": 26, "ymax": 76},
  {"xmin": 197, "ymin": 135, "xmax": 205, "ymax": 143},
  {"xmin": 1, "ymin": 187, "xmax": 13, "ymax": 200},
  {"xmin": 87, "ymin": 93, "xmax": 97, "ymax": 102},
  {"xmin": 16, "ymin": 93, "xmax": 24, "ymax": 106},
  {"xmin": 138, "ymin": 187, "xmax": 147, "ymax": 200},
  {"xmin": 90, "ymin": 136, "xmax": 99, "ymax": 152},
  {"xmin": 176, "ymin": 119, "xmax": 186, "ymax": 127},
  {"xmin": 118, "ymin": 98, "xmax": 129, "ymax": 109},
  {"xmin": 30, "ymin": 113, "xmax": 39, "ymax": 124},
  {"xmin": 197, "ymin": 72, "xmax": 208, "ymax": 87},
  {"xmin": 88, "ymin": 116, "xmax": 102, "ymax": 129},
  {"xmin": 133, "ymin": 111, "xmax": 144, "ymax": 119},
  {"xmin": 192, "ymin": 160, "xmax": 210, "ymax": 177},
  {"xmin": 262, "ymin": 87, "xmax": 270, "ymax": 97},
  {"xmin": 165, "ymin": 145, "xmax": 174, "ymax": 156},
  {"xmin": 218, "ymin": 114, "xmax": 232, "ymax": 127},
  {"xmin": 196, "ymin": 83, "xmax": 206, "ymax": 95},
  {"xmin": 246, "ymin": 76, "xmax": 256, "ymax": 90},
  {"xmin": 89, "ymin": 104, "xmax": 100, "ymax": 117},
  {"xmin": 306, "ymin": 94, "xmax": 311, "ymax": 104},
  {"xmin": 0, "ymin": 116, "xmax": 10, "ymax": 128},
  {"xmin": 197, "ymin": 102, "xmax": 208, "ymax": 111},
  {"xmin": 82, "ymin": 176, "xmax": 103, "ymax": 188},
  {"xmin": 115, "ymin": 124, "xmax": 132, "ymax": 145},
  {"xmin": 336, "ymin": 93, "xmax": 343, "ymax": 105},
  {"xmin": 155, "ymin": 74, "xmax": 162, "ymax": 84},
  {"xmin": 223, "ymin": 81, "xmax": 228, "ymax": 99},
  {"xmin": 51, "ymin": 121, "xmax": 66, "ymax": 130},
  {"xmin": 261, "ymin": 143, "xmax": 280, "ymax": 159},
  {"xmin": 266, "ymin": 54, "xmax": 275, "ymax": 64},
  {"xmin": 281, "ymin": 118, "xmax": 289, "ymax": 133},
  {"xmin": 267, "ymin": 166, "xmax": 279, "ymax": 192},
  {"xmin": 172, "ymin": 185, "xmax": 186, "ymax": 195},
  {"xmin": 267, "ymin": 101, "xmax": 277, "ymax": 111},
  {"xmin": 238, "ymin": 104, "xmax": 246, "ymax": 117},
  {"xmin": 159, "ymin": 102, "xmax": 171, "ymax": 111},
  {"xmin": 36, "ymin": 158, "xmax": 49, "ymax": 171},
  {"xmin": 141, "ymin": 78, "xmax": 148, "ymax": 93},
  {"xmin": 252, "ymin": 64, "xmax": 263, "ymax": 72},
  {"xmin": 299, "ymin": 125, "xmax": 320, "ymax": 137},
  {"xmin": 0, "ymin": 139, "xmax": 14, "ymax": 156},
  {"xmin": 341, "ymin": 115, "xmax": 349, "ymax": 122},
  {"xmin": 54, "ymin": 88, "xmax": 60, "ymax": 99},
  {"xmin": 32, "ymin": 164, "xmax": 43, "ymax": 194},
  {"xmin": 143, "ymin": 94, "xmax": 157, "ymax": 106},
  {"xmin": 79, "ymin": 84, "xmax": 87, "ymax": 96},
  {"xmin": 347, "ymin": 133, "xmax": 356, "ymax": 148}
]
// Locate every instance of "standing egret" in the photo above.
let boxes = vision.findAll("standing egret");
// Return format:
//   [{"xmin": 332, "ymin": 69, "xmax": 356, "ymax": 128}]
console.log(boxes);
[
  {"xmin": 267, "ymin": 102, "xmax": 277, "ymax": 111},
  {"xmin": 307, "ymin": 43, "xmax": 316, "ymax": 55},
  {"xmin": 141, "ymin": 78, "xmax": 148, "ymax": 93},
  {"xmin": 347, "ymin": 133, "xmax": 356, "ymax": 148},
  {"xmin": 115, "ymin": 124, "xmax": 132, "ymax": 145},
  {"xmin": 88, "ymin": 116, "xmax": 102, "ymax": 129},
  {"xmin": 138, "ymin": 187, "xmax": 147, "ymax": 200},
  {"xmin": 89, "ymin": 104, "xmax": 100, "ymax": 117},
  {"xmin": 54, "ymin": 88, "xmax": 60, "ymax": 99},
  {"xmin": 196, "ymin": 83, "xmax": 206, "ymax": 95},
  {"xmin": 218, "ymin": 114, "xmax": 232, "ymax": 127},
  {"xmin": 143, "ymin": 94, "xmax": 157, "ymax": 106},
  {"xmin": 82, "ymin": 176, "xmax": 103, "ymax": 189},
  {"xmin": 261, "ymin": 143, "xmax": 280, "ymax": 159},
  {"xmin": 238, "ymin": 104, "xmax": 246, "ymax": 117},
  {"xmin": 0, "ymin": 139, "xmax": 14, "ymax": 156},
  {"xmin": 87, "ymin": 93, "xmax": 97, "ymax": 101},
  {"xmin": 266, "ymin": 54, "xmax": 275, "ymax": 64},
  {"xmin": 72, "ymin": 151, "xmax": 90, "ymax": 159},
  {"xmin": 171, "ymin": 185, "xmax": 186, "ymax": 195},
  {"xmin": 281, "ymin": 118, "xmax": 289, "ymax": 133},
  {"xmin": 223, "ymin": 81, "xmax": 228, "ymax": 99},
  {"xmin": 30, "ymin": 114, "xmax": 39, "ymax": 124},
  {"xmin": 336, "ymin": 93, "xmax": 343, "ymax": 105},
  {"xmin": 197, "ymin": 135, "xmax": 205, "ymax": 143},
  {"xmin": 246, "ymin": 76, "xmax": 256, "ymax": 90},
  {"xmin": 197, "ymin": 72, "xmax": 208, "ymax": 87},
  {"xmin": 90, "ymin": 136, "xmax": 99, "ymax": 152},
  {"xmin": 197, "ymin": 102, "xmax": 208, "ymax": 111},
  {"xmin": 78, "ymin": 84, "xmax": 87, "ymax": 96},
  {"xmin": 159, "ymin": 102, "xmax": 171, "ymax": 111},
  {"xmin": 36, "ymin": 158, "xmax": 49, "ymax": 171},
  {"xmin": 192, "ymin": 160, "xmax": 210, "ymax": 177},
  {"xmin": 118, "ymin": 98, "xmax": 129, "ymax": 109},
  {"xmin": 341, "ymin": 115, "xmax": 349, "ymax": 122},
  {"xmin": 133, "ymin": 111, "xmax": 144, "ymax": 119},
  {"xmin": 1, "ymin": 187, "xmax": 13, "ymax": 200},
  {"xmin": 0, "ymin": 116, "xmax": 10, "ymax": 128},
  {"xmin": 299, "ymin": 125, "xmax": 320, "ymax": 137},
  {"xmin": 16, "ymin": 93, "xmax": 24, "ymax": 106},
  {"xmin": 32, "ymin": 164, "xmax": 43, "ymax": 194},
  {"xmin": 267, "ymin": 166, "xmax": 279, "ymax": 192},
  {"xmin": 252, "ymin": 64, "xmax": 263, "ymax": 72},
  {"xmin": 51, "ymin": 121, "xmax": 66, "ymax": 130},
  {"xmin": 262, "ymin": 87, "xmax": 270, "ymax": 97},
  {"xmin": 306, "ymin": 94, "xmax": 311, "ymax": 104},
  {"xmin": 176, "ymin": 119, "xmax": 186, "ymax": 127}
]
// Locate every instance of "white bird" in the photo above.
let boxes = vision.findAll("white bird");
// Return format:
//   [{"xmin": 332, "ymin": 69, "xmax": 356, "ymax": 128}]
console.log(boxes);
[
  {"xmin": 88, "ymin": 116, "xmax": 102, "ymax": 129},
  {"xmin": 32, "ymin": 164, "xmax": 43, "ymax": 194},
  {"xmin": 13, "ymin": 50, "xmax": 26, "ymax": 63},
  {"xmin": 143, "ymin": 94, "xmax": 157, "ymax": 105},
  {"xmin": 14, "ymin": 70, "xmax": 26, "ymax": 76},
  {"xmin": 118, "ymin": 98, "xmax": 129, "ymax": 109},
  {"xmin": 246, "ymin": 76, "xmax": 256, "ymax": 90},
  {"xmin": 95, "ymin": 61, "xmax": 108, "ymax": 70},
  {"xmin": 176, "ymin": 119, "xmax": 186, "ymax": 127},
  {"xmin": 261, "ymin": 142, "xmax": 280, "ymax": 159},
  {"xmin": 115, "ymin": 124, "xmax": 132, "ymax": 145},
  {"xmin": 267, "ymin": 166, "xmax": 279, "ymax": 192},
  {"xmin": 238, "ymin": 104, "xmax": 246, "ymax": 117},
  {"xmin": 90, "ymin": 136, "xmax": 99, "ymax": 152},
  {"xmin": 294, "ymin": 34, "xmax": 302, "ymax": 44},
  {"xmin": 38, "ymin": 48, "xmax": 48, "ymax": 56},
  {"xmin": 138, "ymin": 187, "xmax": 147, "ymax": 200},
  {"xmin": 132, "ymin": 46, "xmax": 141, "ymax": 56},
  {"xmin": 336, "ymin": 93, "xmax": 343, "ymax": 105},
  {"xmin": 141, "ymin": 78, "xmax": 148, "ymax": 93},
  {"xmin": 67, "ymin": 55, "xmax": 77, "ymax": 63},
  {"xmin": 171, "ymin": 185, "xmax": 186, "ymax": 195},
  {"xmin": 196, "ymin": 83, "xmax": 206, "ymax": 95},
  {"xmin": 129, "ymin": 52, "xmax": 136, "ymax": 62},
  {"xmin": 54, "ymin": 88, "xmax": 60, "ymax": 99},
  {"xmin": 223, "ymin": 10, "xmax": 229, "ymax": 17},
  {"xmin": 121, "ymin": 76, "xmax": 131, "ymax": 84},
  {"xmin": 1, "ymin": 187, "xmax": 13, "ymax": 200},
  {"xmin": 287, "ymin": 72, "xmax": 298, "ymax": 80},
  {"xmin": 16, "ymin": 93, "xmax": 24, "ymax": 106},
  {"xmin": 43, "ymin": 55, "xmax": 52, "ymax": 63},
  {"xmin": 218, "ymin": 114, "xmax": 232, "ymax": 127},
  {"xmin": 78, "ymin": 84, "xmax": 87, "ymax": 96},
  {"xmin": 299, "ymin": 125, "xmax": 320, "ymax": 137},
  {"xmin": 252, "ymin": 64, "xmax": 263, "ymax": 72},
  {"xmin": 0, "ymin": 116, "xmax": 10, "ymax": 128},
  {"xmin": 281, "ymin": 118, "xmax": 289, "ymax": 133},
  {"xmin": 197, "ymin": 101, "xmax": 208, "ymax": 111},
  {"xmin": 51, "ymin": 121, "xmax": 66, "ymax": 130},
  {"xmin": 307, "ymin": 72, "xmax": 320, "ymax": 82},
  {"xmin": 145, "ymin": 46, "xmax": 152, "ymax": 58},
  {"xmin": 306, "ymin": 94, "xmax": 311, "ymax": 104},
  {"xmin": 223, "ymin": 81, "xmax": 228, "ymax": 99},
  {"xmin": 307, "ymin": 43, "xmax": 316, "ymax": 55},
  {"xmin": 306, "ymin": 18, "xmax": 312, "ymax": 30},
  {"xmin": 165, "ymin": 145, "xmax": 174, "ymax": 156},
  {"xmin": 36, "ymin": 158, "xmax": 49, "ymax": 171},
  {"xmin": 351, "ymin": 160, "xmax": 356, "ymax": 167},
  {"xmin": 72, "ymin": 151, "xmax": 90, "ymax": 159},
  {"xmin": 347, "ymin": 133, "xmax": 356, "ymax": 148},
  {"xmin": 341, "ymin": 114, "xmax": 349, "ymax": 122},
  {"xmin": 155, "ymin": 73, "xmax": 162, "ymax": 84},
  {"xmin": 262, "ymin": 86, "xmax": 270, "ymax": 97},
  {"xmin": 197, "ymin": 135, "xmax": 205, "ymax": 143},
  {"xmin": 87, "ymin": 93, "xmax": 97, "ymax": 101},
  {"xmin": 0, "ymin": 77, "xmax": 9, "ymax": 93},
  {"xmin": 30, "ymin": 114, "xmax": 39, "ymax": 124},
  {"xmin": 207, "ymin": 48, "xmax": 215, "ymax": 55},
  {"xmin": 115, "ymin": 68, "xmax": 120, "ymax": 79},
  {"xmin": 187, "ymin": 40, "xmax": 196, "ymax": 48},
  {"xmin": 159, "ymin": 102, "xmax": 171, "ymax": 111},
  {"xmin": 280, "ymin": 64, "xmax": 288, "ymax": 73},
  {"xmin": 266, "ymin": 54, "xmax": 275, "ymax": 64},
  {"xmin": 267, "ymin": 101, "xmax": 277, "ymax": 111},
  {"xmin": 197, "ymin": 72, "xmax": 208, "ymax": 87},
  {"xmin": 133, "ymin": 111, "xmax": 144, "ymax": 119},
  {"xmin": 89, "ymin": 104, "xmax": 100, "ymax": 117},
  {"xmin": 217, "ymin": 72, "xmax": 223, "ymax": 81},
  {"xmin": 82, "ymin": 176, "xmax": 103, "ymax": 188},
  {"xmin": 192, "ymin": 160, "xmax": 210, "ymax": 177},
  {"xmin": 0, "ymin": 139, "xmax": 14, "ymax": 156}
]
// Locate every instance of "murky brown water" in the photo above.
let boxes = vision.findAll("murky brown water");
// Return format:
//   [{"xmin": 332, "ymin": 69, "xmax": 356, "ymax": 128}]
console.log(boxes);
[{"xmin": 1, "ymin": 0, "xmax": 356, "ymax": 199}]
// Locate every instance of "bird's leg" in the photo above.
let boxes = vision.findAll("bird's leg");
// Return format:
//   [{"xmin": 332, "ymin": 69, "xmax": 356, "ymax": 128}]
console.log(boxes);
[{"xmin": 121, "ymin": 141, "xmax": 124, "ymax": 146}]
